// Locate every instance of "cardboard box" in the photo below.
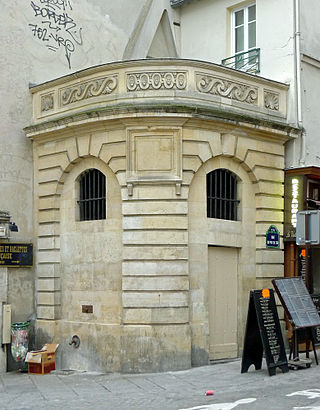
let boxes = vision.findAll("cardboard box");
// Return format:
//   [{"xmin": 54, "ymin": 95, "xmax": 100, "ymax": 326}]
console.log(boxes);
[{"xmin": 26, "ymin": 344, "xmax": 59, "ymax": 375}]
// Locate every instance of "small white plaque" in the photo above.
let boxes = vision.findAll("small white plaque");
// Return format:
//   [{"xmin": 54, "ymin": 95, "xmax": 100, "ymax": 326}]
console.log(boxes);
[{"xmin": 0, "ymin": 226, "xmax": 7, "ymax": 237}]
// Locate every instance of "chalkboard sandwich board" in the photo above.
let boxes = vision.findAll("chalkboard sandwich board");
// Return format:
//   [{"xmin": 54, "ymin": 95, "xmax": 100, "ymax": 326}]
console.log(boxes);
[{"xmin": 241, "ymin": 289, "xmax": 288, "ymax": 376}]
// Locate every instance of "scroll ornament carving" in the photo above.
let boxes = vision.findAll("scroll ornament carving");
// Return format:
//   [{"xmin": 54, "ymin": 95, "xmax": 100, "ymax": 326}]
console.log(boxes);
[
  {"xmin": 264, "ymin": 91, "xmax": 279, "ymax": 111},
  {"xmin": 196, "ymin": 74, "xmax": 258, "ymax": 104},
  {"xmin": 41, "ymin": 94, "xmax": 54, "ymax": 112},
  {"xmin": 127, "ymin": 71, "xmax": 187, "ymax": 91},
  {"xmin": 61, "ymin": 75, "xmax": 118, "ymax": 106}
]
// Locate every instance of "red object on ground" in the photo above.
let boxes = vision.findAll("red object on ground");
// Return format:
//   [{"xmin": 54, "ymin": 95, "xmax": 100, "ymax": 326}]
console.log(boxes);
[{"xmin": 206, "ymin": 390, "xmax": 214, "ymax": 396}]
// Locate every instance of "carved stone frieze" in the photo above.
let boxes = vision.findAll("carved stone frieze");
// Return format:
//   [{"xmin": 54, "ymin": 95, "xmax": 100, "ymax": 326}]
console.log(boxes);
[
  {"xmin": 41, "ymin": 94, "xmax": 54, "ymax": 112},
  {"xmin": 127, "ymin": 71, "xmax": 187, "ymax": 91},
  {"xmin": 196, "ymin": 73, "xmax": 258, "ymax": 104},
  {"xmin": 60, "ymin": 75, "xmax": 118, "ymax": 106},
  {"xmin": 264, "ymin": 91, "xmax": 279, "ymax": 111}
]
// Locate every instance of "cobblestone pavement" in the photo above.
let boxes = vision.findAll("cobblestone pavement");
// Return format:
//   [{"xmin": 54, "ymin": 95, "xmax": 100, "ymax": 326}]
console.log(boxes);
[{"xmin": 1, "ymin": 358, "xmax": 320, "ymax": 409}]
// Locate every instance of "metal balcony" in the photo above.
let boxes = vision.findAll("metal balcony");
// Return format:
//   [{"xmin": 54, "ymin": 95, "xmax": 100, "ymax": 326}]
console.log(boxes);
[{"xmin": 222, "ymin": 48, "xmax": 260, "ymax": 74}]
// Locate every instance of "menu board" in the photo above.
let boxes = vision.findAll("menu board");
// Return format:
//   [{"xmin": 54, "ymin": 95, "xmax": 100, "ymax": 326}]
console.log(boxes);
[
  {"xmin": 311, "ymin": 294, "xmax": 320, "ymax": 345},
  {"xmin": 241, "ymin": 289, "xmax": 288, "ymax": 376},
  {"xmin": 272, "ymin": 277, "xmax": 320, "ymax": 329}
]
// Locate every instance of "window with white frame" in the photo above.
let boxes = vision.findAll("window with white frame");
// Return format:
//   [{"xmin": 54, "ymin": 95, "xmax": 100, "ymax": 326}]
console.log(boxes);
[
  {"xmin": 232, "ymin": 3, "xmax": 256, "ymax": 54},
  {"xmin": 231, "ymin": 3, "xmax": 258, "ymax": 72}
]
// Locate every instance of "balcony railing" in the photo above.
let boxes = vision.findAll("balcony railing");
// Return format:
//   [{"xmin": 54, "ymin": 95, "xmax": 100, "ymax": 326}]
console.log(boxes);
[{"xmin": 221, "ymin": 48, "xmax": 260, "ymax": 74}]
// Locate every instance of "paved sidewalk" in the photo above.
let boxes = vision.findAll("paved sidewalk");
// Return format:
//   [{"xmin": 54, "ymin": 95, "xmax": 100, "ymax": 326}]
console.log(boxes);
[{"xmin": 1, "ymin": 358, "xmax": 320, "ymax": 409}]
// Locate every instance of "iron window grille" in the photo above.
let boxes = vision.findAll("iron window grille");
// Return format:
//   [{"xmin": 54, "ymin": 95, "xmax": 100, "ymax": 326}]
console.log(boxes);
[
  {"xmin": 207, "ymin": 169, "xmax": 239, "ymax": 220},
  {"xmin": 78, "ymin": 169, "xmax": 106, "ymax": 221}
]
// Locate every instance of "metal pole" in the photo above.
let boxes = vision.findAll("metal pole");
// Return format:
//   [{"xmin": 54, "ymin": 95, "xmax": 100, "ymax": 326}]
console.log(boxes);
[{"xmin": 305, "ymin": 213, "xmax": 310, "ymax": 291}]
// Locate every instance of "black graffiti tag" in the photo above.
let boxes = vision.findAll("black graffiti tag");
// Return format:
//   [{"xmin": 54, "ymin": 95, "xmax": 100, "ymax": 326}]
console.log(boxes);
[
  {"xmin": 29, "ymin": 0, "xmax": 82, "ymax": 69},
  {"xmin": 38, "ymin": 0, "xmax": 72, "ymax": 11}
]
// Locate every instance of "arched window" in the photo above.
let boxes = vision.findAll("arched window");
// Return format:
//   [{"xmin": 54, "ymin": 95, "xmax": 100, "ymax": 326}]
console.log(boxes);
[
  {"xmin": 207, "ymin": 169, "xmax": 239, "ymax": 220},
  {"xmin": 78, "ymin": 169, "xmax": 106, "ymax": 221}
]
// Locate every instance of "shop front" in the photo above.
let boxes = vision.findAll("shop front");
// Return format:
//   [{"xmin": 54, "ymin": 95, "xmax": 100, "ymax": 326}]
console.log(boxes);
[
  {"xmin": 285, "ymin": 167, "xmax": 320, "ymax": 292},
  {"xmin": 284, "ymin": 167, "xmax": 320, "ymax": 350}
]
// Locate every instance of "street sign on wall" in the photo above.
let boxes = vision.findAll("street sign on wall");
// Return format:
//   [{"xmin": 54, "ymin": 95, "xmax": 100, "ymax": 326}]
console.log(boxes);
[{"xmin": 266, "ymin": 225, "xmax": 280, "ymax": 249}]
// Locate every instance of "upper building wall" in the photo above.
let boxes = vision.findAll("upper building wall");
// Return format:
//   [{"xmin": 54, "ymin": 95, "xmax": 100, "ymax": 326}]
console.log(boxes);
[
  {"xmin": 296, "ymin": 2, "xmax": 320, "ymax": 167},
  {"xmin": 178, "ymin": 0, "xmax": 294, "ymax": 81},
  {"xmin": 300, "ymin": 1, "xmax": 320, "ymax": 60},
  {"xmin": 177, "ymin": 0, "xmax": 296, "ymax": 123},
  {"xmin": 175, "ymin": 0, "xmax": 320, "ymax": 170}
]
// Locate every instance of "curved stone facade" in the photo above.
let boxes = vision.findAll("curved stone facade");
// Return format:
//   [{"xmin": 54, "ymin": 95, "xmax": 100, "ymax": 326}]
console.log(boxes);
[{"xmin": 25, "ymin": 59, "xmax": 297, "ymax": 372}]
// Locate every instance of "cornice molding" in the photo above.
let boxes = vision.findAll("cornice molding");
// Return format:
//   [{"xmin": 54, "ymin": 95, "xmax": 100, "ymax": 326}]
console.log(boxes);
[
  {"xmin": 301, "ymin": 54, "xmax": 320, "ymax": 70},
  {"xmin": 24, "ymin": 100, "xmax": 299, "ymax": 143}
]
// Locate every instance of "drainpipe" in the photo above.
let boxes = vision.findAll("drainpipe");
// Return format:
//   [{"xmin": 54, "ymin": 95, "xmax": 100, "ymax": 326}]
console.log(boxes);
[
  {"xmin": 294, "ymin": 0, "xmax": 305, "ymax": 165},
  {"xmin": 0, "ymin": 268, "xmax": 8, "ymax": 372}
]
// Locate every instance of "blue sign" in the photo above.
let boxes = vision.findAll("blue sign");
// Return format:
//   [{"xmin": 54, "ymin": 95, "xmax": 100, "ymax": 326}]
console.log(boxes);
[{"xmin": 266, "ymin": 225, "xmax": 280, "ymax": 249}]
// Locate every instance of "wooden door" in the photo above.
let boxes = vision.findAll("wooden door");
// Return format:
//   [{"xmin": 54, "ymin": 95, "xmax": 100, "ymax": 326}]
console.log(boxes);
[{"xmin": 208, "ymin": 246, "xmax": 238, "ymax": 360}]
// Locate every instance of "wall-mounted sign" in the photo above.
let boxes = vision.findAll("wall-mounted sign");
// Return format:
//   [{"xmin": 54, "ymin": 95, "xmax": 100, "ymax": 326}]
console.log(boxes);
[
  {"xmin": 284, "ymin": 175, "xmax": 305, "ymax": 239},
  {"xmin": 266, "ymin": 225, "xmax": 280, "ymax": 248},
  {"xmin": 0, "ymin": 226, "xmax": 7, "ymax": 238},
  {"xmin": 298, "ymin": 248, "xmax": 307, "ymax": 284},
  {"xmin": 296, "ymin": 210, "xmax": 320, "ymax": 245},
  {"xmin": 0, "ymin": 243, "xmax": 33, "ymax": 267}
]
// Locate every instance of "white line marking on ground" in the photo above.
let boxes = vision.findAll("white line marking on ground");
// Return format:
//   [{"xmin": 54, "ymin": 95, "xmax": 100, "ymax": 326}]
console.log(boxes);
[
  {"xmin": 287, "ymin": 389, "xmax": 320, "ymax": 400},
  {"xmin": 179, "ymin": 397, "xmax": 257, "ymax": 410}
]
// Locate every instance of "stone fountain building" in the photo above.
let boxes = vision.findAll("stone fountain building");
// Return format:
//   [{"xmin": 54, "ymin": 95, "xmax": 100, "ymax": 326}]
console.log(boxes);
[{"xmin": 24, "ymin": 59, "xmax": 296, "ymax": 372}]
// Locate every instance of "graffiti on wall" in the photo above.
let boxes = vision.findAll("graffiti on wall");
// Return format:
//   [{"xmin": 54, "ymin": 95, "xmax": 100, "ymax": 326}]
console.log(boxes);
[{"xmin": 28, "ymin": 0, "xmax": 83, "ymax": 69}]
